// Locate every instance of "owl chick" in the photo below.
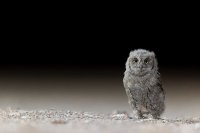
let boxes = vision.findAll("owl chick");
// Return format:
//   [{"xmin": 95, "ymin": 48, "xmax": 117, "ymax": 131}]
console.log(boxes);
[{"xmin": 123, "ymin": 49, "xmax": 165, "ymax": 119}]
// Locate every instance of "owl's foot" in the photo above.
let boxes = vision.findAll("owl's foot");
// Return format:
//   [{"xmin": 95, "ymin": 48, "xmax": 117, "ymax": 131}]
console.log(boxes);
[
  {"xmin": 134, "ymin": 111, "xmax": 144, "ymax": 119},
  {"xmin": 151, "ymin": 114, "xmax": 160, "ymax": 119},
  {"xmin": 136, "ymin": 112, "xmax": 159, "ymax": 119},
  {"xmin": 142, "ymin": 114, "xmax": 154, "ymax": 119}
]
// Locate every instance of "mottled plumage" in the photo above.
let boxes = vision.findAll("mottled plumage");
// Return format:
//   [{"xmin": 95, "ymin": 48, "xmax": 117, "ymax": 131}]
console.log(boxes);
[{"xmin": 123, "ymin": 49, "xmax": 165, "ymax": 119}]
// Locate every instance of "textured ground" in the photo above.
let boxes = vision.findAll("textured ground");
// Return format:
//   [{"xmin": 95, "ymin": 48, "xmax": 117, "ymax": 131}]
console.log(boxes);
[
  {"xmin": 0, "ymin": 109, "xmax": 200, "ymax": 133},
  {"xmin": 0, "ymin": 69, "xmax": 200, "ymax": 132}
]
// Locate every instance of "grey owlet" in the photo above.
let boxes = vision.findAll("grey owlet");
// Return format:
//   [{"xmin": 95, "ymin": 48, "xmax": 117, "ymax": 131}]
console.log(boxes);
[{"xmin": 123, "ymin": 49, "xmax": 165, "ymax": 119}]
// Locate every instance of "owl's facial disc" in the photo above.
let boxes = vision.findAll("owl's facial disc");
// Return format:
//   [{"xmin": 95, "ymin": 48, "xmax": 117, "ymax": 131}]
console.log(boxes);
[{"xmin": 129, "ymin": 57, "xmax": 154, "ymax": 76}]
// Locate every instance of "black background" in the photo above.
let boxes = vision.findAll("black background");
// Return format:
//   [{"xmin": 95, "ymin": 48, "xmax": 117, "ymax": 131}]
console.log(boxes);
[{"xmin": 1, "ymin": 8, "xmax": 199, "ymax": 70}]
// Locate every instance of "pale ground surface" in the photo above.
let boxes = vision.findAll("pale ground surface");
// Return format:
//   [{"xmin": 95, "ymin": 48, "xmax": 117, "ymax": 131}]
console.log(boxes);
[
  {"xmin": 0, "ymin": 108, "xmax": 200, "ymax": 133},
  {"xmin": 0, "ymin": 68, "xmax": 200, "ymax": 132}
]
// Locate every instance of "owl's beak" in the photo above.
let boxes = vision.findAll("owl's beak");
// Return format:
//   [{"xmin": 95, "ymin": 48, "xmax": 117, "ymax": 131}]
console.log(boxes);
[
  {"xmin": 139, "ymin": 67, "xmax": 143, "ymax": 72},
  {"xmin": 139, "ymin": 66, "xmax": 145, "ymax": 72}
]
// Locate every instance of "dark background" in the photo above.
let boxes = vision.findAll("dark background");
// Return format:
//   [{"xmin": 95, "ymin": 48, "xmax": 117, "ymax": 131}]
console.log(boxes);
[
  {"xmin": 1, "ymin": 44, "xmax": 199, "ymax": 69},
  {"xmin": 1, "ymin": 8, "xmax": 199, "ymax": 70},
  {"xmin": 1, "ymin": 34, "xmax": 199, "ymax": 70}
]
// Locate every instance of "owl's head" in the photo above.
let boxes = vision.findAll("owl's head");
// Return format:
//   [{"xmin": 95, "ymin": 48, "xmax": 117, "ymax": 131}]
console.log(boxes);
[{"xmin": 126, "ymin": 49, "xmax": 158, "ymax": 76}]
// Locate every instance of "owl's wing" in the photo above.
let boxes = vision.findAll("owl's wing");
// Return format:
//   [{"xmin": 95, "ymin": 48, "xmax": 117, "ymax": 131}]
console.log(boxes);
[{"xmin": 156, "ymin": 81, "xmax": 165, "ymax": 100}]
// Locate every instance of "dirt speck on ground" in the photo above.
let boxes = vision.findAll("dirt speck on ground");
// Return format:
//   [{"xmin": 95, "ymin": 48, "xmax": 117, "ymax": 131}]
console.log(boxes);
[{"xmin": 0, "ymin": 108, "xmax": 200, "ymax": 133}]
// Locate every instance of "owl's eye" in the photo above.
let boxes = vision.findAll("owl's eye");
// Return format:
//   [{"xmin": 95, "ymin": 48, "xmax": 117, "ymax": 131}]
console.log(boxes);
[
  {"xmin": 144, "ymin": 58, "xmax": 150, "ymax": 64},
  {"xmin": 132, "ymin": 58, "xmax": 138, "ymax": 63}
]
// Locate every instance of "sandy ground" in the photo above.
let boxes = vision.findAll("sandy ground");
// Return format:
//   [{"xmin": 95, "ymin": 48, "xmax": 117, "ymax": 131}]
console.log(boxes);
[
  {"xmin": 0, "ymin": 68, "xmax": 200, "ymax": 132},
  {"xmin": 0, "ymin": 109, "xmax": 200, "ymax": 133}
]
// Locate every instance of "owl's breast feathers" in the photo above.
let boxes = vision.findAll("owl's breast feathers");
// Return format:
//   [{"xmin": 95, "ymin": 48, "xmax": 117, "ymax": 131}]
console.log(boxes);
[{"xmin": 123, "ymin": 74, "xmax": 165, "ymax": 102}]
